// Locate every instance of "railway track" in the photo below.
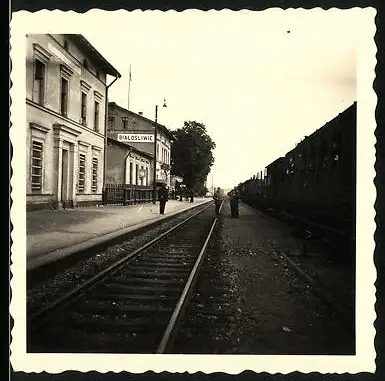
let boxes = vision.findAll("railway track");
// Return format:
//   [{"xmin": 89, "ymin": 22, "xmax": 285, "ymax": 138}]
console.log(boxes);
[
  {"xmin": 241, "ymin": 201, "xmax": 355, "ymax": 331},
  {"xmin": 28, "ymin": 200, "xmax": 223, "ymax": 354}
]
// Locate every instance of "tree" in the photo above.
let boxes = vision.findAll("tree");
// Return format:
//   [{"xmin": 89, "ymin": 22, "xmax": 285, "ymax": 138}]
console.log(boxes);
[{"xmin": 171, "ymin": 121, "xmax": 215, "ymax": 194}]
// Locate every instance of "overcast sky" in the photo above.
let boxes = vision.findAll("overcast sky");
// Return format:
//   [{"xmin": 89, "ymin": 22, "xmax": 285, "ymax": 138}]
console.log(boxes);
[{"xmin": 85, "ymin": 9, "xmax": 359, "ymax": 190}]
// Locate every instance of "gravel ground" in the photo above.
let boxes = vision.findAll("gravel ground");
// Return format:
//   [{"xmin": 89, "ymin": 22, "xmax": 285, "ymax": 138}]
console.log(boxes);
[
  {"xmin": 172, "ymin": 200, "xmax": 355, "ymax": 354},
  {"xmin": 27, "ymin": 202, "xmax": 213, "ymax": 316},
  {"xmin": 241, "ymin": 203, "xmax": 355, "ymax": 321}
]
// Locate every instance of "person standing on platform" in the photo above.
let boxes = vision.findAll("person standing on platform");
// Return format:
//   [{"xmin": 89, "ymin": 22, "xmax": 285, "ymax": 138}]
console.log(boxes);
[
  {"xmin": 189, "ymin": 188, "xmax": 194, "ymax": 203},
  {"xmin": 229, "ymin": 188, "xmax": 240, "ymax": 218},
  {"xmin": 158, "ymin": 183, "xmax": 168, "ymax": 215},
  {"xmin": 213, "ymin": 187, "xmax": 223, "ymax": 216}
]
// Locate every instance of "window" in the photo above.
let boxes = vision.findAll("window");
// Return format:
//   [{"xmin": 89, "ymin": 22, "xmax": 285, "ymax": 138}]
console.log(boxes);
[
  {"xmin": 108, "ymin": 117, "xmax": 115, "ymax": 130},
  {"xmin": 78, "ymin": 154, "xmax": 86, "ymax": 193},
  {"xmin": 286, "ymin": 157, "xmax": 295, "ymax": 175},
  {"xmin": 31, "ymin": 140, "xmax": 43, "ymax": 192},
  {"xmin": 81, "ymin": 92, "xmax": 87, "ymax": 125},
  {"xmin": 331, "ymin": 133, "xmax": 342, "ymax": 166},
  {"xmin": 298, "ymin": 152, "xmax": 307, "ymax": 172},
  {"xmin": 92, "ymin": 158, "xmax": 98, "ymax": 192},
  {"xmin": 129, "ymin": 162, "xmax": 133, "ymax": 184},
  {"xmin": 135, "ymin": 164, "xmax": 139, "ymax": 185},
  {"xmin": 319, "ymin": 139, "xmax": 330, "ymax": 171},
  {"xmin": 63, "ymin": 40, "xmax": 69, "ymax": 51},
  {"xmin": 96, "ymin": 70, "xmax": 100, "ymax": 79},
  {"xmin": 60, "ymin": 77, "xmax": 68, "ymax": 116},
  {"xmin": 94, "ymin": 101, "xmax": 99, "ymax": 132},
  {"xmin": 122, "ymin": 117, "xmax": 128, "ymax": 130},
  {"xmin": 33, "ymin": 59, "xmax": 45, "ymax": 105},
  {"xmin": 83, "ymin": 59, "xmax": 89, "ymax": 69},
  {"xmin": 308, "ymin": 145, "xmax": 315, "ymax": 173}
]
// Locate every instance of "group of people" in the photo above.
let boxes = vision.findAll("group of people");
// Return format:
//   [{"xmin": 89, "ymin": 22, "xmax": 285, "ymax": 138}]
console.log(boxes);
[
  {"xmin": 157, "ymin": 183, "xmax": 195, "ymax": 215},
  {"xmin": 213, "ymin": 187, "xmax": 240, "ymax": 218},
  {"xmin": 158, "ymin": 183, "xmax": 240, "ymax": 218}
]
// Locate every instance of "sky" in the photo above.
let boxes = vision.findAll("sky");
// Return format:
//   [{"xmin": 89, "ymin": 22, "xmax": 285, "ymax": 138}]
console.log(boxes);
[{"xmin": 84, "ymin": 9, "xmax": 359, "ymax": 190}]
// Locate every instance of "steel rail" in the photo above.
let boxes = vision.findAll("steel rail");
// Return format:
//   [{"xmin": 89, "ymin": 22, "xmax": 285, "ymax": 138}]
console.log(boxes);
[
  {"xmin": 156, "ymin": 200, "xmax": 224, "ymax": 353},
  {"xmin": 29, "ymin": 201, "xmax": 215, "ymax": 329},
  {"xmin": 238, "ymin": 200, "xmax": 354, "ymax": 333}
]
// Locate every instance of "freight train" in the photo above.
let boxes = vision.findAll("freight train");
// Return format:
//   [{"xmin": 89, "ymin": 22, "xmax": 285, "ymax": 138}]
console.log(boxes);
[{"xmin": 237, "ymin": 102, "xmax": 357, "ymax": 256}]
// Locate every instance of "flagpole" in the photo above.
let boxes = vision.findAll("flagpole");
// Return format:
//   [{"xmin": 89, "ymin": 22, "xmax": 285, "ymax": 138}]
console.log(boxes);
[{"xmin": 128, "ymin": 64, "xmax": 132, "ymax": 110}]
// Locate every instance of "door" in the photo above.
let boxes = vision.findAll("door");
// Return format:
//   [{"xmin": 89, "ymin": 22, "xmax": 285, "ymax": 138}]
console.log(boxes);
[{"xmin": 61, "ymin": 149, "xmax": 69, "ymax": 202}]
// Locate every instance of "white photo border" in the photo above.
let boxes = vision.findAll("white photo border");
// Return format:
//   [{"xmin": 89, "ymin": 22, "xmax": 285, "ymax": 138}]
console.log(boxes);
[{"xmin": 10, "ymin": 8, "xmax": 377, "ymax": 374}]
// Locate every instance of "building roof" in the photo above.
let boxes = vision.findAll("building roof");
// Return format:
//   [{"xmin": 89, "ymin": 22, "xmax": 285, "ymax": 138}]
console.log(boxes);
[
  {"xmin": 109, "ymin": 102, "xmax": 175, "ymax": 141},
  {"xmin": 67, "ymin": 35, "xmax": 121, "ymax": 78},
  {"xmin": 107, "ymin": 137, "xmax": 154, "ymax": 159}
]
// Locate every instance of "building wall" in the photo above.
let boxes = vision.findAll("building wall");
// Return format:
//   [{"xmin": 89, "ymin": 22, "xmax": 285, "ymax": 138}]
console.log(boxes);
[
  {"xmin": 106, "ymin": 141, "xmax": 153, "ymax": 186},
  {"xmin": 26, "ymin": 34, "xmax": 112, "ymax": 209},
  {"xmin": 107, "ymin": 103, "xmax": 172, "ymax": 187},
  {"xmin": 26, "ymin": 34, "xmax": 107, "ymax": 134}
]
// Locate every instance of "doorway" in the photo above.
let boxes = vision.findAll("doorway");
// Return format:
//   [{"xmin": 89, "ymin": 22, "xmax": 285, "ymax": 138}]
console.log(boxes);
[{"xmin": 61, "ymin": 149, "xmax": 69, "ymax": 202}]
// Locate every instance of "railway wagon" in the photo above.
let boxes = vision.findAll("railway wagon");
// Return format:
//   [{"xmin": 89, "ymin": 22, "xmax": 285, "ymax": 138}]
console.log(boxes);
[
  {"xmin": 239, "ymin": 102, "xmax": 356, "ymax": 235},
  {"xmin": 238, "ymin": 176, "xmax": 268, "ymax": 210}
]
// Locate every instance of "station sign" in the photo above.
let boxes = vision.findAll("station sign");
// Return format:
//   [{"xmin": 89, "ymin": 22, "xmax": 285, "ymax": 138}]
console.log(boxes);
[{"xmin": 117, "ymin": 133, "xmax": 155, "ymax": 143}]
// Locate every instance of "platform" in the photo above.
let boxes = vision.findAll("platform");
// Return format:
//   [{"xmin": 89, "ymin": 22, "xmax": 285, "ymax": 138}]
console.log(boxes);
[{"xmin": 27, "ymin": 198, "xmax": 212, "ymax": 270}]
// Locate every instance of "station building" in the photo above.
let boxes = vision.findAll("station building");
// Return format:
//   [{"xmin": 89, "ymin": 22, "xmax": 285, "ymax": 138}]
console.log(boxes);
[
  {"xmin": 107, "ymin": 102, "xmax": 174, "ymax": 188},
  {"xmin": 26, "ymin": 34, "xmax": 120, "ymax": 210},
  {"xmin": 105, "ymin": 137, "xmax": 153, "ymax": 186}
]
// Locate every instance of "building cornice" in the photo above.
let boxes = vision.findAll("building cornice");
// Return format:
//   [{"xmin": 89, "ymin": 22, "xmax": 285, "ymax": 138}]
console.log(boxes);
[
  {"xmin": 92, "ymin": 145, "xmax": 103, "ymax": 152},
  {"xmin": 48, "ymin": 34, "xmax": 109, "ymax": 86},
  {"xmin": 33, "ymin": 43, "xmax": 52, "ymax": 62},
  {"xmin": 78, "ymin": 140, "xmax": 91, "ymax": 148},
  {"xmin": 29, "ymin": 122, "xmax": 50, "ymax": 134},
  {"xmin": 81, "ymin": 80, "xmax": 91, "ymax": 93},
  {"xmin": 53, "ymin": 123, "xmax": 82, "ymax": 137},
  {"xmin": 66, "ymin": 34, "xmax": 121, "ymax": 78},
  {"xmin": 94, "ymin": 90, "xmax": 103, "ymax": 102},
  {"xmin": 60, "ymin": 64, "xmax": 74, "ymax": 79}
]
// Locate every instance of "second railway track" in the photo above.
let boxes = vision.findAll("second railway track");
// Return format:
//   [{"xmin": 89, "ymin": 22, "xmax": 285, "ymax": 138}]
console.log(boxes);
[{"xmin": 28, "ymin": 200, "xmax": 222, "ymax": 354}]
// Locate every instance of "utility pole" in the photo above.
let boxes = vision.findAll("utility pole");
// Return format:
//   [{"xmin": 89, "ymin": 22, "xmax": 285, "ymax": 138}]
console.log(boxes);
[
  {"xmin": 152, "ymin": 105, "xmax": 158, "ymax": 204},
  {"xmin": 152, "ymin": 98, "xmax": 167, "ymax": 204}
]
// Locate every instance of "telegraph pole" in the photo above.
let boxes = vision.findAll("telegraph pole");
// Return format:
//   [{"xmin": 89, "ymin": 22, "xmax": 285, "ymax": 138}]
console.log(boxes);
[{"xmin": 152, "ymin": 105, "xmax": 158, "ymax": 204}]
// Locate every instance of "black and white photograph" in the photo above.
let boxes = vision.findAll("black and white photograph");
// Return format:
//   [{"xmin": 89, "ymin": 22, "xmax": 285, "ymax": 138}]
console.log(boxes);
[{"xmin": 10, "ymin": 8, "xmax": 377, "ymax": 374}]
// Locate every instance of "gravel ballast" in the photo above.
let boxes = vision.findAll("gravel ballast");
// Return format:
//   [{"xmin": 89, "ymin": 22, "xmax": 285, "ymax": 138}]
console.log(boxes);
[{"xmin": 172, "ymin": 201, "xmax": 355, "ymax": 354}]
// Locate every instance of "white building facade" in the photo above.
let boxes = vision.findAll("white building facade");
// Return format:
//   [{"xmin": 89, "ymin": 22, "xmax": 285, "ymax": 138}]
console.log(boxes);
[{"xmin": 26, "ymin": 34, "xmax": 120, "ymax": 210}]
